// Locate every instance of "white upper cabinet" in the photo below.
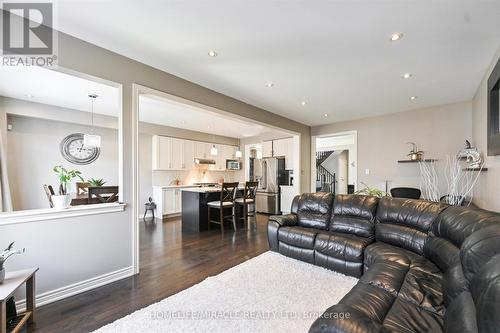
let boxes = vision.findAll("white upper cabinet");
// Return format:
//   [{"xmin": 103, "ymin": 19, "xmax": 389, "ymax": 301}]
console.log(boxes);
[
  {"xmin": 195, "ymin": 141, "xmax": 211, "ymax": 159},
  {"xmin": 259, "ymin": 138, "xmax": 294, "ymax": 170},
  {"xmin": 262, "ymin": 141, "xmax": 273, "ymax": 158},
  {"xmin": 153, "ymin": 136, "xmax": 239, "ymax": 171},
  {"xmin": 152, "ymin": 135, "xmax": 173, "ymax": 170},
  {"xmin": 170, "ymin": 138, "xmax": 184, "ymax": 170},
  {"xmin": 183, "ymin": 140, "xmax": 195, "ymax": 169},
  {"xmin": 273, "ymin": 139, "xmax": 287, "ymax": 157}
]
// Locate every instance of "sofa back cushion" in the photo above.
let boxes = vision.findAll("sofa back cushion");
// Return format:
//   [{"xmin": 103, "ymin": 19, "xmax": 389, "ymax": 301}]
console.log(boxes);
[
  {"xmin": 329, "ymin": 194, "xmax": 379, "ymax": 238},
  {"xmin": 291, "ymin": 192, "xmax": 334, "ymax": 230},
  {"xmin": 375, "ymin": 197, "xmax": 444, "ymax": 254},
  {"xmin": 424, "ymin": 206, "xmax": 500, "ymax": 271}
]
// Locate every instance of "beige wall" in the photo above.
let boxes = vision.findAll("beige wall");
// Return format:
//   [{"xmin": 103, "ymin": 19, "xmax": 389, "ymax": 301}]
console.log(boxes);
[
  {"xmin": 472, "ymin": 46, "xmax": 500, "ymax": 212},
  {"xmin": 312, "ymin": 102, "xmax": 473, "ymax": 194}
]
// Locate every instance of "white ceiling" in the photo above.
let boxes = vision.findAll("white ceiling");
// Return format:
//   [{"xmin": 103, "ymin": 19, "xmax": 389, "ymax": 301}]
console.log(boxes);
[
  {"xmin": 139, "ymin": 94, "xmax": 280, "ymax": 138},
  {"xmin": 0, "ymin": 66, "xmax": 120, "ymax": 116},
  {"xmin": 55, "ymin": 0, "xmax": 500, "ymax": 126},
  {"xmin": 0, "ymin": 66, "xmax": 285, "ymax": 138}
]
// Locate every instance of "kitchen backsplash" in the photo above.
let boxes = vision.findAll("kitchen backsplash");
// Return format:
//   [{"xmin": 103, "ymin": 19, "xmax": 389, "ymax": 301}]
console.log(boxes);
[{"xmin": 152, "ymin": 169, "xmax": 243, "ymax": 186}]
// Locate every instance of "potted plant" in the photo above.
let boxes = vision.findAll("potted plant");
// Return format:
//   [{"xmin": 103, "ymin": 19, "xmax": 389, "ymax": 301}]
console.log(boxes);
[
  {"xmin": 88, "ymin": 178, "xmax": 106, "ymax": 187},
  {"xmin": 52, "ymin": 166, "xmax": 84, "ymax": 209},
  {"xmin": 0, "ymin": 242, "xmax": 25, "ymax": 284},
  {"xmin": 354, "ymin": 182, "xmax": 390, "ymax": 198}
]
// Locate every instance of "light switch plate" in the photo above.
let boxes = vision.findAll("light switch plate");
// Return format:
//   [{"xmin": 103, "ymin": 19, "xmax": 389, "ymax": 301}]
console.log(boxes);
[{"xmin": 365, "ymin": 169, "xmax": 370, "ymax": 175}]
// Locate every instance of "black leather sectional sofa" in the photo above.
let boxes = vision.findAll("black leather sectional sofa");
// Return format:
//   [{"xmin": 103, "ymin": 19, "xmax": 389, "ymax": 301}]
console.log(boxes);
[{"xmin": 267, "ymin": 193, "xmax": 500, "ymax": 333}]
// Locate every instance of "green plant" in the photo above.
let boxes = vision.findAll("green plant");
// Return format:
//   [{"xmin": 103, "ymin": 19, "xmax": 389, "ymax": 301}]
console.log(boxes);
[
  {"xmin": 354, "ymin": 182, "xmax": 390, "ymax": 198},
  {"xmin": 0, "ymin": 242, "xmax": 25, "ymax": 270},
  {"xmin": 88, "ymin": 178, "xmax": 106, "ymax": 187},
  {"xmin": 53, "ymin": 166, "xmax": 84, "ymax": 195}
]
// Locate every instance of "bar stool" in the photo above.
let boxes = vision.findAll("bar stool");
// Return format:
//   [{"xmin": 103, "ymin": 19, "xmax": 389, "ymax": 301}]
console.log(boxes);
[
  {"xmin": 235, "ymin": 181, "xmax": 259, "ymax": 228},
  {"xmin": 208, "ymin": 182, "xmax": 239, "ymax": 233}
]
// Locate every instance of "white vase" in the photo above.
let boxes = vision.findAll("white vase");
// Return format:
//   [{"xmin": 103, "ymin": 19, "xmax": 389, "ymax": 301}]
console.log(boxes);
[{"xmin": 52, "ymin": 194, "xmax": 71, "ymax": 209}]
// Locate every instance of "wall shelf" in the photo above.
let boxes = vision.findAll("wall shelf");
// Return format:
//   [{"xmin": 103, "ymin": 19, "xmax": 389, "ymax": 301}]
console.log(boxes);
[
  {"xmin": 397, "ymin": 159, "xmax": 437, "ymax": 163},
  {"xmin": 463, "ymin": 168, "xmax": 488, "ymax": 172}
]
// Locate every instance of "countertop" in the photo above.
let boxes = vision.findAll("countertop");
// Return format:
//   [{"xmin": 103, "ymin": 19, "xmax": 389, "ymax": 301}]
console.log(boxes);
[
  {"xmin": 181, "ymin": 186, "xmax": 245, "ymax": 193},
  {"xmin": 153, "ymin": 185, "xmax": 201, "ymax": 189}
]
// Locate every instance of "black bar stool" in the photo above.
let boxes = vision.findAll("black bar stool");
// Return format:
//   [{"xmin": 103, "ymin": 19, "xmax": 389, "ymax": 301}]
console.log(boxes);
[
  {"xmin": 208, "ymin": 182, "xmax": 239, "ymax": 233},
  {"xmin": 235, "ymin": 181, "xmax": 259, "ymax": 228}
]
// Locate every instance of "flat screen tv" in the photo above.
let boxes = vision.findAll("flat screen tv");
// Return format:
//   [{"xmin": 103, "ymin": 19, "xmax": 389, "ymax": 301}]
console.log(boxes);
[{"xmin": 487, "ymin": 57, "xmax": 500, "ymax": 156}]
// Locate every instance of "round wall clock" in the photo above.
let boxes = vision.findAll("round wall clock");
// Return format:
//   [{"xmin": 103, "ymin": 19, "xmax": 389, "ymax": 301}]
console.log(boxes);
[{"xmin": 60, "ymin": 133, "xmax": 100, "ymax": 165}]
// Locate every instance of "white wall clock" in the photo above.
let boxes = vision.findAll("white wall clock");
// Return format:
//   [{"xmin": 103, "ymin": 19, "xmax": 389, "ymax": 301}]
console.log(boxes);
[{"xmin": 60, "ymin": 133, "xmax": 100, "ymax": 165}]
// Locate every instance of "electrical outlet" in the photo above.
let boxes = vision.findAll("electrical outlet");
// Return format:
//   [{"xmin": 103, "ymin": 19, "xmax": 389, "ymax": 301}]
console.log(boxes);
[
  {"xmin": 365, "ymin": 169, "xmax": 370, "ymax": 175},
  {"xmin": 7, "ymin": 124, "xmax": 13, "ymax": 131}
]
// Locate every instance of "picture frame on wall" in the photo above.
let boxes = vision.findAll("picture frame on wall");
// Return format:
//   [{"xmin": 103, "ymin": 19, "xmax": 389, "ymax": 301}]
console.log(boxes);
[{"xmin": 487, "ymin": 55, "xmax": 500, "ymax": 156}]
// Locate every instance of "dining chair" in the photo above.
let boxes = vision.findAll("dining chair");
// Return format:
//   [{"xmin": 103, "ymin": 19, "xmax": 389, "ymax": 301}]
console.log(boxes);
[
  {"xmin": 43, "ymin": 184, "xmax": 55, "ymax": 208},
  {"xmin": 207, "ymin": 182, "xmax": 239, "ymax": 233},
  {"xmin": 88, "ymin": 186, "xmax": 119, "ymax": 204},
  {"xmin": 234, "ymin": 181, "xmax": 258, "ymax": 228},
  {"xmin": 390, "ymin": 187, "xmax": 421, "ymax": 199}
]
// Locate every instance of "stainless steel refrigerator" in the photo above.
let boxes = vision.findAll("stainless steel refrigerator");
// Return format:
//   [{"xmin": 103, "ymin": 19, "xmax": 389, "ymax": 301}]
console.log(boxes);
[{"xmin": 255, "ymin": 157, "xmax": 287, "ymax": 214}]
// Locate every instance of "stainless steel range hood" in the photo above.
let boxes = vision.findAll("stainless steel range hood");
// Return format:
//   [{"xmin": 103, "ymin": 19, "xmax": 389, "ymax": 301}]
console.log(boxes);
[{"xmin": 194, "ymin": 158, "xmax": 216, "ymax": 165}]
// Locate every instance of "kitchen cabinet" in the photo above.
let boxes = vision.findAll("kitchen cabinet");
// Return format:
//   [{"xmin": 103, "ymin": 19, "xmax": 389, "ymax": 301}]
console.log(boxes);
[
  {"xmin": 195, "ymin": 142, "xmax": 211, "ymax": 159},
  {"xmin": 153, "ymin": 136, "xmax": 238, "ymax": 171},
  {"xmin": 262, "ymin": 141, "xmax": 273, "ymax": 158},
  {"xmin": 152, "ymin": 135, "xmax": 173, "ymax": 170},
  {"xmin": 261, "ymin": 138, "xmax": 294, "ymax": 170},
  {"xmin": 280, "ymin": 185, "xmax": 297, "ymax": 214},
  {"xmin": 183, "ymin": 140, "xmax": 195, "ymax": 169},
  {"xmin": 153, "ymin": 186, "xmax": 195, "ymax": 217},
  {"xmin": 215, "ymin": 145, "xmax": 235, "ymax": 170},
  {"xmin": 273, "ymin": 139, "xmax": 287, "ymax": 157},
  {"xmin": 171, "ymin": 138, "xmax": 184, "ymax": 170},
  {"xmin": 164, "ymin": 188, "xmax": 176, "ymax": 214}
]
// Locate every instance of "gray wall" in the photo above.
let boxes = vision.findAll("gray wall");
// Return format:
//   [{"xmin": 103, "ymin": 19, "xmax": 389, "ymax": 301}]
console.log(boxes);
[
  {"xmin": 472, "ymin": 46, "xmax": 500, "ymax": 212},
  {"xmin": 312, "ymin": 101, "xmax": 473, "ymax": 194}
]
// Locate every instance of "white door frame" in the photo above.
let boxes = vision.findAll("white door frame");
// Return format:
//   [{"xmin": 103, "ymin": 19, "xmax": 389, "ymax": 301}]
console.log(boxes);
[{"xmin": 311, "ymin": 130, "xmax": 358, "ymax": 193}]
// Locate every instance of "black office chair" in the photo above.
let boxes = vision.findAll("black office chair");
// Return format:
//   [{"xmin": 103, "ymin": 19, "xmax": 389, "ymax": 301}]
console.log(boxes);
[{"xmin": 390, "ymin": 187, "xmax": 421, "ymax": 199}]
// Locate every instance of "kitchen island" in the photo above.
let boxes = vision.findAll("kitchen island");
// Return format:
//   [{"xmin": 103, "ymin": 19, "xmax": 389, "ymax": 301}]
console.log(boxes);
[{"xmin": 181, "ymin": 187, "xmax": 245, "ymax": 232}]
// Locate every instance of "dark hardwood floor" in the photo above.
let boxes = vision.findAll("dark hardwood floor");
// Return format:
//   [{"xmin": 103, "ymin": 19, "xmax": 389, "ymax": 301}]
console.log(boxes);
[{"xmin": 28, "ymin": 214, "xmax": 270, "ymax": 333}]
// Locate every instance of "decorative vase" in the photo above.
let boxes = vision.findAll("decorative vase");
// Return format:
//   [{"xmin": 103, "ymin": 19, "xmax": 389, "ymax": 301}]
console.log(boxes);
[
  {"xmin": 52, "ymin": 194, "xmax": 71, "ymax": 209},
  {"xmin": 0, "ymin": 267, "xmax": 5, "ymax": 284}
]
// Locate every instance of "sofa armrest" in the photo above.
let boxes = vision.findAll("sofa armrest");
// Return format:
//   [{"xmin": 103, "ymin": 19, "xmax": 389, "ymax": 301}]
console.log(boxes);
[
  {"xmin": 269, "ymin": 214, "xmax": 298, "ymax": 227},
  {"xmin": 267, "ymin": 214, "xmax": 298, "ymax": 252},
  {"xmin": 309, "ymin": 304, "xmax": 383, "ymax": 333}
]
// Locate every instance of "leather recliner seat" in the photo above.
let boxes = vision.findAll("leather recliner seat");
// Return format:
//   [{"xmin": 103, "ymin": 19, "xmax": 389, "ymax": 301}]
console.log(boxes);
[{"xmin": 267, "ymin": 193, "xmax": 500, "ymax": 333}]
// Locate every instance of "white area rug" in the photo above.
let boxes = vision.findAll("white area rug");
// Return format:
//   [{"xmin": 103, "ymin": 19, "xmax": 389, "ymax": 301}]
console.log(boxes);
[{"xmin": 94, "ymin": 252, "xmax": 358, "ymax": 333}]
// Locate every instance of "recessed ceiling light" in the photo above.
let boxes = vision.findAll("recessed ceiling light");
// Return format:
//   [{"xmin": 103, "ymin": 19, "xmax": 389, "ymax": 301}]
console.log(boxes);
[
  {"xmin": 266, "ymin": 83, "xmax": 274, "ymax": 88},
  {"xmin": 301, "ymin": 101, "xmax": 307, "ymax": 106},
  {"xmin": 402, "ymin": 73, "xmax": 413, "ymax": 79},
  {"xmin": 390, "ymin": 33, "xmax": 404, "ymax": 42},
  {"xmin": 24, "ymin": 94, "xmax": 34, "ymax": 98},
  {"xmin": 410, "ymin": 96, "xmax": 418, "ymax": 100},
  {"xmin": 208, "ymin": 50, "xmax": 218, "ymax": 57},
  {"xmin": 324, "ymin": 113, "xmax": 328, "ymax": 117}
]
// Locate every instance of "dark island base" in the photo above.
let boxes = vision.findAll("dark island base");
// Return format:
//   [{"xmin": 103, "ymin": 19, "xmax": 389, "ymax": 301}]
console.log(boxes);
[{"xmin": 182, "ymin": 190, "xmax": 245, "ymax": 232}]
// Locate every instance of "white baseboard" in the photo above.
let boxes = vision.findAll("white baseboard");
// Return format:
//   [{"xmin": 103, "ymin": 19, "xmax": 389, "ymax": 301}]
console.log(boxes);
[{"xmin": 15, "ymin": 266, "xmax": 135, "ymax": 312}]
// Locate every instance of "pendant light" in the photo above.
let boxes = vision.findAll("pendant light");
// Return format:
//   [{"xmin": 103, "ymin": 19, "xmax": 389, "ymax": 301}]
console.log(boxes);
[
  {"xmin": 83, "ymin": 94, "xmax": 101, "ymax": 148},
  {"xmin": 235, "ymin": 149, "xmax": 242, "ymax": 158}
]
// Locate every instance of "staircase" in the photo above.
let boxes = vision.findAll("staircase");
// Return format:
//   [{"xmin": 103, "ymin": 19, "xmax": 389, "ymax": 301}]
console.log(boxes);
[{"xmin": 316, "ymin": 151, "xmax": 336, "ymax": 193}]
